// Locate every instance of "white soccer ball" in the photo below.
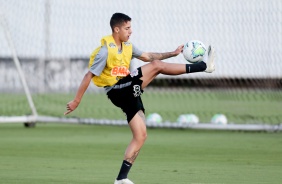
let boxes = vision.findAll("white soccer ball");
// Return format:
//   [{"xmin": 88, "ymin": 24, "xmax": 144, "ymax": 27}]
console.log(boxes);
[
  {"xmin": 211, "ymin": 114, "xmax": 228, "ymax": 125},
  {"xmin": 146, "ymin": 113, "xmax": 162, "ymax": 123},
  {"xmin": 177, "ymin": 114, "xmax": 199, "ymax": 124},
  {"xmin": 182, "ymin": 40, "xmax": 207, "ymax": 63}
]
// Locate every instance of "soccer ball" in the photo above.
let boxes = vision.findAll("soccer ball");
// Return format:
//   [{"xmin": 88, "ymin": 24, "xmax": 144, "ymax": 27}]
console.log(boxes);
[
  {"xmin": 182, "ymin": 40, "xmax": 207, "ymax": 63},
  {"xmin": 177, "ymin": 114, "xmax": 199, "ymax": 124},
  {"xmin": 210, "ymin": 114, "xmax": 228, "ymax": 125},
  {"xmin": 146, "ymin": 113, "xmax": 162, "ymax": 123}
]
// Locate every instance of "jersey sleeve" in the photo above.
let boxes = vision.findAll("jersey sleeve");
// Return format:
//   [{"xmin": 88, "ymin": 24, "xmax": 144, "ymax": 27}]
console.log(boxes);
[
  {"xmin": 89, "ymin": 45, "xmax": 108, "ymax": 76},
  {"xmin": 132, "ymin": 44, "xmax": 143, "ymax": 58}
]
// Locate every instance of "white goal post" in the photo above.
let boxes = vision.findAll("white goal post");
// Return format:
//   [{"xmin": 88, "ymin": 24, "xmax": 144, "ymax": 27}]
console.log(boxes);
[{"xmin": 0, "ymin": 11, "xmax": 38, "ymax": 123}]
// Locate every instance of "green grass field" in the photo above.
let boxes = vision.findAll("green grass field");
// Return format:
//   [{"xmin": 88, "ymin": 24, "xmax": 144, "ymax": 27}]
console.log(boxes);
[
  {"xmin": 0, "ymin": 123, "xmax": 281, "ymax": 184},
  {"xmin": 1, "ymin": 89, "xmax": 282, "ymax": 124}
]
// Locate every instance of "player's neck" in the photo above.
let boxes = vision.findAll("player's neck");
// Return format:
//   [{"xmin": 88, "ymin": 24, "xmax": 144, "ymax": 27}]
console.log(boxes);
[
  {"xmin": 112, "ymin": 34, "xmax": 122, "ymax": 50},
  {"xmin": 113, "ymin": 35, "xmax": 122, "ymax": 50}
]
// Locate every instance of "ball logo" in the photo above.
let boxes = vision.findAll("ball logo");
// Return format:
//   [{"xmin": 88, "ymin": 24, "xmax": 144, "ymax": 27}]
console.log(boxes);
[
  {"xmin": 133, "ymin": 85, "xmax": 142, "ymax": 97},
  {"xmin": 191, "ymin": 42, "xmax": 206, "ymax": 59}
]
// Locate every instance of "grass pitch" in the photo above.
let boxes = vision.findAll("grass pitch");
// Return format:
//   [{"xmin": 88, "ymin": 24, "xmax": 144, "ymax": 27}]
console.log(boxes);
[
  {"xmin": 1, "ymin": 89, "xmax": 282, "ymax": 124},
  {"xmin": 0, "ymin": 123, "xmax": 281, "ymax": 184}
]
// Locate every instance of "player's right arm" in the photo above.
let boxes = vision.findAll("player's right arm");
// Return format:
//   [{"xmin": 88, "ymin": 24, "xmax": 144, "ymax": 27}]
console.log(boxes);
[
  {"xmin": 64, "ymin": 71, "xmax": 95, "ymax": 115},
  {"xmin": 64, "ymin": 45, "xmax": 107, "ymax": 115}
]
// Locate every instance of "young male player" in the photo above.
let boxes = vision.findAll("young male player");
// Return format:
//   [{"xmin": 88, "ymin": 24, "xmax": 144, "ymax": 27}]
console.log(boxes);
[{"xmin": 64, "ymin": 13, "xmax": 215, "ymax": 184}]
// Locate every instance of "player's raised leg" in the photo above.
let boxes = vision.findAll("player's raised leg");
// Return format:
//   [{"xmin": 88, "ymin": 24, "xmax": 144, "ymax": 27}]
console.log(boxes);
[
  {"xmin": 140, "ymin": 45, "xmax": 215, "ymax": 89},
  {"xmin": 140, "ymin": 60, "xmax": 207, "ymax": 89},
  {"xmin": 140, "ymin": 60, "xmax": 186, "ymax": 89},
  {"xmin": 205, "ymin": 45, "xmax": 216, "ymax": 73}
]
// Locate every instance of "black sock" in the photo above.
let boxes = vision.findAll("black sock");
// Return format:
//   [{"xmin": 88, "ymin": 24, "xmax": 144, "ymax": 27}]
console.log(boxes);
[
  {"xmin": 186, "ymin": 61, "xmax": 207, "ymax": 73},
  {"xmin": 116, "ymin": 160, "xmax": 132, "ymax": 180}
]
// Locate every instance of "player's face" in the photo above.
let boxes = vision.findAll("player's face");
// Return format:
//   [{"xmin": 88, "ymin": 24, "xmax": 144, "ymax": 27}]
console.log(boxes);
[{"xmin": 118, "ymin": 21, "xmax": 132, "ymax": 42}]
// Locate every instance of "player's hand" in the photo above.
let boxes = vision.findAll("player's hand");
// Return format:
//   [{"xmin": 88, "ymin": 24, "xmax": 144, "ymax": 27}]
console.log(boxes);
[
  {"xmin": 64, "ymin": 100, "xmax": 79, "ymax": 115},
  {"xmin": 174, "ymin": 45, "xmax": 184, "ymax": 56}
]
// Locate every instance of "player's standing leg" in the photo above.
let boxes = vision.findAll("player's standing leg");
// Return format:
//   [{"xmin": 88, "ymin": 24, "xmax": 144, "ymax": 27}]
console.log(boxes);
[{"xmin": 114, "ymin": 110, "xmax": 146, "ymax": 184}]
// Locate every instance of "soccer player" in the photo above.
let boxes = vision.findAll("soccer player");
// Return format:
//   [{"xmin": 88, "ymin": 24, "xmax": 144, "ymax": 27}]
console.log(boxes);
[{"xmin": 64, "ymin": 13, "xmax": 215, "ymax": 184}]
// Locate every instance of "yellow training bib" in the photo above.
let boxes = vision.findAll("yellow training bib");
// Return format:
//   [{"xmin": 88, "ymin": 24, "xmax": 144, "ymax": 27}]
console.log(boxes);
[{"xmin": 88, "ymin": 35, "xmax": 133, "ymax": 87}]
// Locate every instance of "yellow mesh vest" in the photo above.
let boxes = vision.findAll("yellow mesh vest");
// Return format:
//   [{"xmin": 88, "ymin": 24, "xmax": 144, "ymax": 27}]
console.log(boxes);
[{"xmin": 88, "ymin": 35, "xmax": 133, "ymax": 87}]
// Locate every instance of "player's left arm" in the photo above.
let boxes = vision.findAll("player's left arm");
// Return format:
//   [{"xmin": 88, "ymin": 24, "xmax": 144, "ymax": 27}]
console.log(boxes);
[{"xmin": 137, "ymin": 44, "xmax": 184, "ymax": 62}]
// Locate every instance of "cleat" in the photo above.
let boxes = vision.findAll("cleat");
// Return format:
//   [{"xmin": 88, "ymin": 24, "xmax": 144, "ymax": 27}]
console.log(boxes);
[
  {"xmin": 114, "ymin": 178, "xmax": 134, "ymax": 184},
  {"xmin": 204, "ymin": 45, "xmax": 215, "ymax": 73}
]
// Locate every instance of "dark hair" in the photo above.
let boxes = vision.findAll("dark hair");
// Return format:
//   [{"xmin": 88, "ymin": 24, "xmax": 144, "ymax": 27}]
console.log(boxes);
[{"xmin": 110, "ymin": 13, "xmax": 131, "ymax": 32}]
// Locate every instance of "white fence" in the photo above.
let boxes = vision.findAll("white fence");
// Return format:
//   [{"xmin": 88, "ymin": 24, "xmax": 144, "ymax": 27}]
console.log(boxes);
[{"xmin": 1, "ymin": 0, "xmax": 282, "ymax": 79}]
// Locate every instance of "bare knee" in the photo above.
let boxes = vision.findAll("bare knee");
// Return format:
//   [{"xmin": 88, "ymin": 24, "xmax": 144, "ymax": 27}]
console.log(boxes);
[
  {"xmin": 134, "ymin": 131, "xmax": 147, "ymax": 143},
  {"xmin": 142, "ymin": 132, "xmax": 148, "ymax": 141},
  {"xmin": 151, "ymin": 60, "xmax": 165, "ymax": 73}
]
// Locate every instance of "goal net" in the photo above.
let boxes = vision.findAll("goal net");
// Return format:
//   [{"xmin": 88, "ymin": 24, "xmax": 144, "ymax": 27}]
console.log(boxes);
[{"xmin": 1, "ymin": 0, "xmax": 281, "ymax": 131}]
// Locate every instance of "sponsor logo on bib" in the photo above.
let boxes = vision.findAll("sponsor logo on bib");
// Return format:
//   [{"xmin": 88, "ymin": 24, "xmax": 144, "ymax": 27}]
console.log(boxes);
[{"xmin": 111, "ymin": 66, "xmax": 130, "ymax": 76}]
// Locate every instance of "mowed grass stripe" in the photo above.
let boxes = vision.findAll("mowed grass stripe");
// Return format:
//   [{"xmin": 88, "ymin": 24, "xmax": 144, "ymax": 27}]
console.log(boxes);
[{"xmin": 0, "ymin": 123, "xmax": 281, "ymax": 184}]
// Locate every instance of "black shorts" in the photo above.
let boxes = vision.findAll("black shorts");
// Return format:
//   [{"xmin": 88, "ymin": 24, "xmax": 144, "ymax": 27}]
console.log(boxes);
[{"xmin": 107, "ymin": 67, "xmax": 145, "ymax": 123}]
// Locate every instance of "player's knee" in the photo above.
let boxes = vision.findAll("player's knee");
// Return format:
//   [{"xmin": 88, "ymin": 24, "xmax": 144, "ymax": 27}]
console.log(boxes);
[
  {"xmin": 151, "ymin": 60, "xmax": 165, "ymax": 72},
  {"xmin": 134, "ymin": 131, "xmax": 147, "ymax": 142},
  {"xmin": 140, "ymin": 132, "xmax": 147, "ymax": 142},
  {"xmin": 142, "ymin": 132, "xmax": 147, "ymax": 141}
]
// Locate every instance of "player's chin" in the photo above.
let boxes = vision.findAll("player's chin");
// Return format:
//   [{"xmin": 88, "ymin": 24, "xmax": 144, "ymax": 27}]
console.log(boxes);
[{"xmin": 124, "ymin": 36, "xmax": 130, "ymax": 41}]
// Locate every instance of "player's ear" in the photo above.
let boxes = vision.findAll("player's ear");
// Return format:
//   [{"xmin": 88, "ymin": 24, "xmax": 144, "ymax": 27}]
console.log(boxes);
[{"xmin": 114, "ymin": 27, "xmax": 119, "ymax": 33}]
